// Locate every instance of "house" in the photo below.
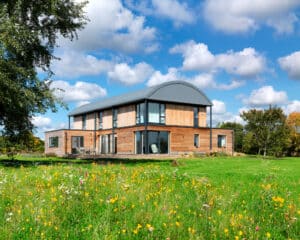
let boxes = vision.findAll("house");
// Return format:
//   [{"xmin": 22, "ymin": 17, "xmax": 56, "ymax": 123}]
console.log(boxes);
[{"xmin": 45, "ymin": 81, "xmax": 233, "ymax": 156}]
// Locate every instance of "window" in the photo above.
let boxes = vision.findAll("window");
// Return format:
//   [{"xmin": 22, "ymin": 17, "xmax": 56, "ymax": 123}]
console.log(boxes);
[
  {"xmin": 113, "ymin": 109, "xmax": 118, "ymax": 128},
  {"xmin": 218, "ymin": 135, "xmax": 226, "ymax": 148},
  {"xmin": 49, "ymin": 136, "xmax": 59, "ymax": 148},
  {"xmin": 71, "ymin": 136, "xmax": 84, "ymax": 153},
  {"xmin": 194, "ymin": 107, "xmax": 199, "ymax": 127},
  {"xmin": 136, "ymin": 103, "xmax": 145, "ymax": 124},
  {"xmin": 148, "ymin": 102, "xmax": 165, "ymax": 124},
  {"xmin": 148, "ymin": 131, "xmax": 169, "ymax": 154},
  {"xmin": 98, "ymin": 112, "xmax": 103, "ymax": 129},
  {"xmin": 135, "ymin": 131, "xmax": 145, "ymax": 154},
  {"xmin": 194, "ymin": 134, "xmax": 199, "ymax": 148},
  {"xmin": 82, "ymin": 114, "xmax": 87, "ymax": 130},
  {"xmin": 101, "ymin": 134, "xmax": 115, "ymax": 154}
]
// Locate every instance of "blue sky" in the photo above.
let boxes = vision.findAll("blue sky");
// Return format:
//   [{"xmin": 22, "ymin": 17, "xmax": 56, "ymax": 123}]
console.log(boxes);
[{"xmin": 34, "ymin": 0, "xmax": 300, "ymax": 139}]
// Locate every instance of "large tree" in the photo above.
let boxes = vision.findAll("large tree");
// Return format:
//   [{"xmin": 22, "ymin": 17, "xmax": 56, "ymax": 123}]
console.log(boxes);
[
  {"xmin": 240, "ymin": 107, "xmax": 290, "ymax": 157},
  {"xmin": 217, "ymin": 122, "xmax": 244, "ymax": 152},
  {"xmin": 0, "ymin": 0, "xmax": 87, "ymax": 142}
]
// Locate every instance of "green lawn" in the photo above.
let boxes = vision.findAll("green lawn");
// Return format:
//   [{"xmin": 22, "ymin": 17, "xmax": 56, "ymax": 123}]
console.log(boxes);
[{"xmin": 0, "ymin": 156, "xmax": 299, "ymax": 239}]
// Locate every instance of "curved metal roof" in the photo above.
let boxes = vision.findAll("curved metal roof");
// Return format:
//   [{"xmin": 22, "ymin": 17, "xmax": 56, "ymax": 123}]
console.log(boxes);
[{"xmin": 69, "ymin": 81, "xmax": 212, "ymax": 116}]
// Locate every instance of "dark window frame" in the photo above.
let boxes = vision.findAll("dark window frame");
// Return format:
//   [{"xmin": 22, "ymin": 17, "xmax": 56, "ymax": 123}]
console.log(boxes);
[
  {"xmin": 136, "ymin": 103, "xmax": 145, "ymax": 124},
  {"xmin": 148, "ymin": 102, "xmax": 166, "ymax": 124},
  {"xmin": 194, "ymin": 107, "xmax": 199, "ymax": 128},
  {"xmin": 194, "ymin": 134, "xmax": 199, "ymax": 148},
  {"xmin": 98, "ymin": 112, "xmax": 103, "ymax": 129},
  {"xmin": 49, "ymin": 136, "xmax": 59, "ymax": 148},
  {"xmin": 217, "ymin": 135, "xmax": 226, "ymax": 148},
  {"xmin": 82, "ymin": 114, "xmax": 87, "ymax": 130},
  {"xmin": 113, "ymin": 109, "xmax": 118, "ymax": 128}
]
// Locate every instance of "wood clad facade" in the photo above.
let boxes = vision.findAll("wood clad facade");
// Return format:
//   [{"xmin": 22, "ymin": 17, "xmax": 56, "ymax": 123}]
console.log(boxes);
[{"xmin": 45, "ymin": 81, "xmax": 233, "ymax": 157}]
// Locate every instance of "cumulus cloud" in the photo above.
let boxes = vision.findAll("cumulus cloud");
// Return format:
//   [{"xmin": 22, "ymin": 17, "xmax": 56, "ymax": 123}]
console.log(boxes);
[
  {"xmin": 212, "ymin": 100, "xmax": 226, "ymax": 114},
  {"xmin": 125, "ymin": 0, "xmax": 195, "ymax": 25},
  {"xmin": 52, "ymin": 51, "xmax": 114, "ymax": 78},
  {"xmin": 283, "ymin": 100, "xmax": 300, "ymax": 115},
  {"xmin": 51, "ymin": 80, "xmax": 107, "ymax": 102},
  {"xmin": 202, "ymin": 0, "xmax": 300, "ymax": 34},
  {"xmin": 170, "ymin": 41, "xmax": 266, "ymax": 78},
  {"xmin": 244, "ymin": 86, "xmax": 288, "ymax": 106},
  {"xmin": 278, "ymin": 51, "xmax": 300, "ymax": 80},
  {"xmin": 108, "ymin": 62, "xmax": 154, "ymax": 85},
  {"xmin": 32, "ymin": 116, "xmax": 52, "ymax": 129},
  {"xmin": 60, "ymin": 0, "xmax": 157, "ymax": 53},
  {"xmin": 147, "ymin": 68, "xmax": 180, "ymax": 86}
]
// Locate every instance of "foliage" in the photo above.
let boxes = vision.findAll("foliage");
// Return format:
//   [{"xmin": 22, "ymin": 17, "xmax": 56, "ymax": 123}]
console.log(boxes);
[
  {"xmin": 286, "ymin": 112, "xmax": 300, "ymax": 156},
  {"xmin": 240, "ymin": 107, "xmax": 290, "ymax": 157},
  {"xmin": 217, "ymin": 122, "xmax": 244, "ymax": 152},
  {"xmin": 0, "ymin": 157, "xmax": 299, "ymax": 239},
  {"xmin": 0, "ymin": 0, "xmax": 87, "ymax": 141}
]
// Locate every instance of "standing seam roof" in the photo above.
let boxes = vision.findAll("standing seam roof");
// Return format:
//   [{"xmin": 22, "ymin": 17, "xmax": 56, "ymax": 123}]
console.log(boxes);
[{"xmin": 68, "ymin": 81, "xmax": 212, "ymax": 116}]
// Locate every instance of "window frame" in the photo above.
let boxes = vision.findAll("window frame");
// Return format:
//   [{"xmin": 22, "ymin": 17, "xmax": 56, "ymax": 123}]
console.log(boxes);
[
  {"xmin": 217, "ymin": 135, "xmax": 226, "ymax": 148},
  {"xmin": 194, "ymin": 107, "xmax": 199, "ymax": 128},
  {"xmin": 82, "ymin": 114, "xmax": 87, "ymax": 130},
  {"xmin": 98, "ymin": 112, "xmax": 103, "ymax": 129},
  {"xmin": 113, "ymin": 109, "xmax": 118, "ymax": 128},
  {"xmin": 148, "ymin": 102, "xmax": 166, "ymax": 124},
  {"xmin": 49, "ymin": 136, "xmax": 59, "ymax": 148},
  {"xmin": 194, "ymin": 134, "xmax": 199, "ymax": 148},
  {"xmin": 136, "ymin": 103, "xmax": 145, "ymax": 124}
]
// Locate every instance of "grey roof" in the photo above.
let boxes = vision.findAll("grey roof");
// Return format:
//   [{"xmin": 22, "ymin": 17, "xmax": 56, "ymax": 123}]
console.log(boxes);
[{"xmin": 69, "ymin": 81, "xmax": 212, "ymax": 116}]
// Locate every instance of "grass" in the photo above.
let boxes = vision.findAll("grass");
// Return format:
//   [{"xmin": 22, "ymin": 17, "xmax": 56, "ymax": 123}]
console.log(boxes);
[{"xmin": 0, "ymin": 156, "xmax": 299, "ymax": 239}]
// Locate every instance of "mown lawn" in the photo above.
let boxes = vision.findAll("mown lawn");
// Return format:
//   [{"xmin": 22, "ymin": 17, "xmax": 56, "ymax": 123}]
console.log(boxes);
[{"xmin": 0, "ymin": 156, "xmax": 299, "ymax": 239}]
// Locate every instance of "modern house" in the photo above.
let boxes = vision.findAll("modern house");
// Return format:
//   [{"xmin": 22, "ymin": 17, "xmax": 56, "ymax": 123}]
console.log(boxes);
[{"xmin": 45, "ymin": 81, "xmax": 233, "ymax": 156}]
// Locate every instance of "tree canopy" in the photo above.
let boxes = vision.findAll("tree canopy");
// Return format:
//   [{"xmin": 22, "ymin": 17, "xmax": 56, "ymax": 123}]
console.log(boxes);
[
  {"xmin": 0, "ymin": 0, "xmax": 87, "ymax": 142},
  {"xmin": 240, "ymin": 107, "xmax": 290, "ymax": 157},
  {"xmin": 286, "ymin": 112, "xmax": 300, "ymax": 156}
]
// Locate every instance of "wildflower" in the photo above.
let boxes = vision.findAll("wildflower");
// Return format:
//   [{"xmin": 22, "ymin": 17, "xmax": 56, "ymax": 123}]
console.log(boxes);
[
  {"xmin": 266, "ymin": 232, "xmax": 271, "ymax": 238},
  {"xmin": 238, "ymin": 230, "xmax": 243, "ymax": 236},
  {"xmin": 146, "ymin": 224, "xmax": 154, "ymax": 232},
  {"xmin": 224, "ymin": 228, "xmax": 229, "ymax": 235},
  {"xmin": 133, "ymin": 229, "xmax": 138, "ymax": 234},
  {"xmin": 188, "ymin": 227, "xmax": 195, "ymax": 234},
  {"xmin": 137, "ymin": 224, "xmax": 142, "ymax": 229},
  {"xmin": 175, "ymin": 221, "xmax": 181, "ymax": 227},
  {"xmin": 217, "ymin": 210, "xmax": 222, "ymax": 215},
  {"xmin": 122, "ymin": 229, "xmax": 126, "ymax": 233},
  {"xmin": 255, "ymin": 226, "xmax": 260, "ymax": 231}
]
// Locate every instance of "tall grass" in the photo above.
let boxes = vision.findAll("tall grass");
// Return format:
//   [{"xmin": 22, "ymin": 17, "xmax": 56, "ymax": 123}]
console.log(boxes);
[{"xmin": 0, "ymin": 157, "xmax": 299, "ymax": 239}]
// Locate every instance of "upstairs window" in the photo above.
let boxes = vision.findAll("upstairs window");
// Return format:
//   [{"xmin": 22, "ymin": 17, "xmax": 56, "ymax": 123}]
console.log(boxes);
[
  {"xmin": 148, "ymin": 102, "xmax": 165, "ymax": 124},
  {"xmin": 194, "ymin": 107, "xmax": 199, "ymax": 127},
  {"xmin": 49, "ymin": 136, "xmax": 59, "ymax": 148},
  {"xmin": 136, "ymin": 103, "xmax": 145, "ymax": 124},
  {"xmin": 82, "ymin": 114, "xmax": 86, "ymax": 130},
  {"xmin": 98, "ymin": 112, "xmax": 103, "ymax": 129},
  {"xmin": 113, "ymin": 109, "xmax": 118, "ymax": 128},
  {"xmin": 218, "ymin": 135, "xmax": 226, "ymax": 148}
]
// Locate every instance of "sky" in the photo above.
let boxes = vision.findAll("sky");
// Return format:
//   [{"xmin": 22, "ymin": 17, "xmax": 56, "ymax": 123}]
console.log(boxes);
[{"xmin": 33, "ymin": 0, "xmax": 300, "ymax": 139}]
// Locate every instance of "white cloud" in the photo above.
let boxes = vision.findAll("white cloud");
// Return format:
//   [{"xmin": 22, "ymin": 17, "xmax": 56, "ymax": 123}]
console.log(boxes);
[
  {"xmin": 170, "ymin": 41, "xmax": 266, "ymax": 78},
  {"xmin": 202, "ymin": 0, "xmax": 300, "ymax": 34},
  {"xmin": 52, "ymin": 51, "xmax": 114, "ymax": 78},
  {"xmin": 51, "ymin": 81, "xmax": 107, "ymax": 102},
  {"xmin": 60, "ymin": 0, "xmax": 157, "ymax": 53},
  {"xmin": 278, "ymin": 51, "xmax": 300, "ymax": 80},
  {"xmin": 125, "ymin": 0, "xmax": 195, "ymax": 25},
  {"xmin": 152, "ymin": 0, "xmax": 195, "ymax": 25},
  {"xmin": 245, "ymin": 86, "xmax": 288, "ymax": 106},
  {"xmin": 32, "ymin": 116, "xmax": 52, "ymax": 128},
  {"xmin": 108, "ymin": 62, "xmax": 154, "ymax": 85},
  {"xmin": 283, "ymin": 100, "xmax": 300, "ymax": 115},
  {"xmin": 147, "ymin": 68, "xmax": 180, "ymax": 86},
  {"xmin": 212, "ymin": 100, "xmax": 226, "ymax": 114}
]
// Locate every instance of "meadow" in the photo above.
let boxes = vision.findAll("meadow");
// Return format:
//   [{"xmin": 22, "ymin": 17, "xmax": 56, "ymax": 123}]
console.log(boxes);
[{"xmin": 0, "ymin": 156, "xmax": 299, "ymax": 239}]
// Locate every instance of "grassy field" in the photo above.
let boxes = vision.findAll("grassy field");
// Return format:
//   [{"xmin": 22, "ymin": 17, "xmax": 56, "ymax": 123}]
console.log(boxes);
[{"xmin": 0, "ymin": 156, "xmax": 299, "ymax": 239}]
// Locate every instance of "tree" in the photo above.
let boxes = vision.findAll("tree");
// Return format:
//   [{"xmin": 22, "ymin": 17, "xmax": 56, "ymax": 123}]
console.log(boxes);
[
  {"xmin": 286, "ymin": 112, "xmax": 300, "ymax": 156},
  {"xmin": 240, "ymin": 107, "xmax": 290, "ymax": 157},
  {"xmin": 0, "ymin": 0, "xmax": 87, "ymax": 143},
  {"xmin": 217, "ymin": 122, "xmax": 244, "ymax": 152}
]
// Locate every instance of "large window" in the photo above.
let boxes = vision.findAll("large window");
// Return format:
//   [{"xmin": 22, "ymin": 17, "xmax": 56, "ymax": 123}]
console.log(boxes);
[
  {"xmin": 82, "ymin": 114, "xmax": 87, "ymax": 130},
  {"xmin": 113, "ymin": 109, "xmax": 118, "ymax": 128},
  {"xmin": 218, "ymin": 135, "xmax": 226, "ymax": 148},
  {"xmin": 136, "ymin": 103, "xmax": 145, "ymax": 124},
  {"xmin": 49, "ymin": 136, "xmax": 59, "ymax": 148},
  {"xmin": 101, "ymin": 134, "xmax": 115, "ymax": 154},
  {"xmin": 148, "ymin": 102, "xmax": 165, "ymax": 124},
  {"xmin": 71, "ymin": 136, "xmax": 84, "ymax": 153},
  {"xmin": 194, "ymin": 107, "xmax": 199, "ymax": 127},
  {"xmin": 98, "ymin": 112, "xmax": 103, "ymax": 129},
  {"xmin": 135, "ymin": 131, "xmax": 169, "ymax": 154}
]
